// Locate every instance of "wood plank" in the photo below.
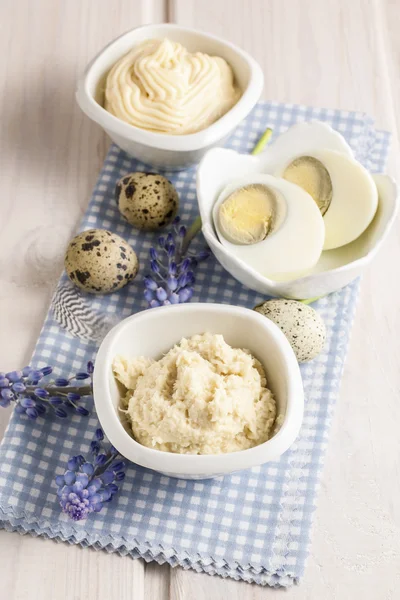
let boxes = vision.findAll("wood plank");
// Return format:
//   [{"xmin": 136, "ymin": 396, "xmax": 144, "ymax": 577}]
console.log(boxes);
[
  {"xmin": 0, "ymin": 1, "xmax": 165, "ymax": 599},
  {"xmin": 145, "ymin": 562, "xmax": 171, "ymax": 600},
  {"xmin": 382, "ymin": 0, "xmax": 400, "ymax": 167},
  {"xmin": 170, "ymin": 0, "xmax": 400, "ymax": 598}
]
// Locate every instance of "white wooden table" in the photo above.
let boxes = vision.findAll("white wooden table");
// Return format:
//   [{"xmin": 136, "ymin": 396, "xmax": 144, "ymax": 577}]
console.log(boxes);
[{"xmin": 1, "ymin": 1, "xmax": 399, "ymax": 598}]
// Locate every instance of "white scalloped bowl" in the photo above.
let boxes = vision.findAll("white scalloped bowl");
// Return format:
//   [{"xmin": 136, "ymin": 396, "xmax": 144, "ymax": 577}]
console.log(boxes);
[
  {"xmin": 197, "ymin": 121, "xmax": 398, "ymax": 299},
  {"xmin": 76, "ymin": 24, "xmax": 263, "ymax": 170},
  {"xmin": 93, "ymin": 303, "xmax": 304, "ymax": 479}
]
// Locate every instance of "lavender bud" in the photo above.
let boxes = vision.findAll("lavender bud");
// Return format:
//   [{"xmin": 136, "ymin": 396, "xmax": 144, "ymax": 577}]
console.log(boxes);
[
  {"xmin": 144, "ymin": 289, "xmax": 154, "ymax": 303},
  {"xmin": 0, "ymin": 378, "xmax": 10, "ymax": 389},
  {"xmin": 26, "ymin": 407, "xmax": 39, "ymax": 419},
  {"xmin": 173, "ymin": 216, "xmax": 181, "ymax": 225},
  {"xmin": 34, "ymin": 388, "xmax": 49, "ymax": 399},
  {"xmin": 36, "ymin": 403, "xmax": 46, "ymax": 415},
  {"xmin": 112, "ymin": 461, "xmax": 125, "ymax": 473},
  {"xmin": 55, "ymin": 407, "xmax": 67, "ymax": 418},
  {"xmin": 55, "ymin": 475, "xmax": 65, "ymax": 487},
  {"xmin": 64, "ymin": 471, "xmax": 76, "ymax": 485},
  {"xmin": 178, "ymin": 287, "xmax": 193, "ymax": 303},
  {"xmin": 20, "ymin": 397, "xmax": 35, "ymax": 408},
  {"xmin": 12, "ymin": 382, "xmax": 26, "ymax": 393},
  {"xmin": 144, "ymin": 276, "xmax": 158, "ymax": 291},
  {"xmin": 90, "ymin": 478, "xmax": 102, "ymax": 492},
  {"xmin": 76, "ymin": 406, "xmax": 89, "ymax": 416},
  {"xmin": 115, "ymin": 471, "xmax": 126, "ymax": 481},
  {"xmin": 167, "ymin": 276, "xmax": 178, "ymax": 291},
  {"xmin": 55, "ymin": 378, "xmax": 69, "ymax": 387},
  {"xmin": 196, "ymin": 250, "xmax": 210, "ymax": 261},
  {"xmin": 167, "ymin": 244, "xmax": 176, "ymax": 258},
  {"xmin": 186, "ymin": 271, "xmax": 196, "ymax": 286},
  {"xmin": 166, "ymin": 232, "xmax": 174, "ymax": 244},
  {"xmin": 1, "ymin": 389, "xmax": 14, "ymax": 401},
  {"xmin": 6, "ymin": 370, "xmax": 23, "ymax": 383},
  {"xmin": 90, "ymin": 492, "xmax": 101, "ymax": 504},
  {"xmin": 30, "ymin": 370, "xmax": 43, "ymax": 381},
  {"xmin": 178, "ymin": 225, "xmax": 187, "ymax": 238},
  {"xmin": 101, "ymin": 470, "xmax": 115, "ymax": 485},
  {"xmin": 22, "ymin": 366, "xmax": 31, "ymax": 378},
  {"xmin": 72, "ymin": 481, "xmax": 84, "ymax": 494},
  {"xmin": 67, "ymin": 392, "xmax": 81, "ymax": 402},
  {"xmin": 75, "ymin": 372, "xmax": 90, "ymax": 380},
  {"xmin": 68, "ymin": 456, "xmax": 80, "ymax": 471},
  {"xmin": 168, "ymin": 261, "xmax": 177, "ymax": 275},
  {"xmin": 95, "ymin": 454, "xmax": 107, "ymax": 467},
  {"xmin": 76, "ymin": 473, "xmax": 89, "ymax": 488},
  {"xmin": 149, "ymin": 299, "xmax": 161, "ymax": 308},
  {"xmin": 50, "ymin": 396, "xmax": 63, "ymax": 406},
  {"xmin": 150, "ymin": 247, "xmax": 158, "ymax": 260},
  {"xmin": 180, "ymin": 257, "xmax": 191, "ymax": 272},
  {"xmin": 0, "ymin": 398, "xmax": 10, "ymax": 408},
  {"xmin": 156, "ymin": 287, "xmax": 168, "ymax": 302},
  {"xmin": 158, "ymin": 236, "xmax": 166, "ymax": 248},
  {"xmin": 168, "ymin": 292, "xmax": 180, "ymax": 304},
  {"xmin": 100, "ymin": 489, "xmax": 112, "ymax": 502},
  {"xmin": 87, "ymin": 361, "xmax": 94, "ymax": 375},
  {"xmin": 41, "ymin": 366, "xmax": 53, "ymax": 376},
  {"xmin": 150, "ymin": 260, "xmax": 160, "ymax": 274},
  {"xmin": 177, "ymin": 273, "xmax": 188, "ymax": 288},
  {"xmin": 162, "ymin": 300, "xmax": 171, "ymax": 306},
  {"xmin": 95, "ymin": 428, "xmax": 104, "ymax": 441},
  {"xmin": 107, "ymin": 483, "xmax": 119, "ymax": 494},
  {"xmin": 90, "ymin": 441, "xmax": 100, "ymax": 455}
]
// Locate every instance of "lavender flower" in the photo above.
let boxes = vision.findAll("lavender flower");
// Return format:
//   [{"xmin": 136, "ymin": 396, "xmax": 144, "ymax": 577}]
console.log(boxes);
[
  {"xmin": 56, "ymin": 427, "xmax": 125, "ymax": 521},
  {"xmin": 144, "ymin": 216, "xmax": 210, "ymax": 308},
  {"xmin": 0, "ymin": 361, "xmax": 94, "ymax": 420}
]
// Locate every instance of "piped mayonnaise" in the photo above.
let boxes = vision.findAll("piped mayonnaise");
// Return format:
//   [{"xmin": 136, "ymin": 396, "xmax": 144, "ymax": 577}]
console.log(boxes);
[{"xmin": 104, "ymin": 38, "xmax": 241, "ymax": 135}]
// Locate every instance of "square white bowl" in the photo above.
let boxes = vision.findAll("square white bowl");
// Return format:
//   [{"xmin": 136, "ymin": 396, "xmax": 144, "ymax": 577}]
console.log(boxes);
[
  {"xmin": 76, "ymin": 24, "xmax": 264, "ymax": 170},
  {"xmin": 93, "ymin": 303, "xmax": 304, "ymax": 479},
  {"xmin": 197, "ymin": 122, "xmax": 399, "ymax": 299}
]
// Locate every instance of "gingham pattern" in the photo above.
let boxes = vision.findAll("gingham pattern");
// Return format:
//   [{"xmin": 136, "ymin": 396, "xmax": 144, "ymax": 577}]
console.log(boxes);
[{"xmin": 0, "ymin": 102, "xmax": 390, "ymax": 587}]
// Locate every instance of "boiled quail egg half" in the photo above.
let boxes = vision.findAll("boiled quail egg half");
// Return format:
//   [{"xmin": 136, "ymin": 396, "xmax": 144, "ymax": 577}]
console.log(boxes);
[
  {"xmin": 213, "ymin": 174, "xmax": 325, "ymax": 279},
  {"xmin": 276, "ymin": 150, "xmax": 378, "ymax": 250}
]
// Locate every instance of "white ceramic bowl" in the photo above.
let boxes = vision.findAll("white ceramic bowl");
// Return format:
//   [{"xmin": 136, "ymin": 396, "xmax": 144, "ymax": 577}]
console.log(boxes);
[
  {"xmin": 197, "ymin": 121, "xmax": 399, "ymax": 299},
  {"xmin": 76, "ymin": 24, "xmax": 263, "ymax": 170},
  {"xmin": 93, "ymin": 303, "xmax": 304, "ymax": 479}
]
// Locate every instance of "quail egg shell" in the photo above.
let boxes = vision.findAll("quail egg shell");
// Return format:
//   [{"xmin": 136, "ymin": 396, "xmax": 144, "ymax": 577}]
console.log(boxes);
[
  {"xmin": 254, "ymin": 299, "xmax": 326, "ymax": 362},
  {"xmin": 65, "ymin": 229, "xmax": 139, "ymax": 294},
  {"xmin": 116, "ymin": 172, "xmax": 179, "ymax": 231},
  {"xmin": 276, "ymin": 150, "xmax": 378, "ymax": 250},
  {"xmin": 213, "ymin": 174, "xmax": 325, "ymax": 279}
]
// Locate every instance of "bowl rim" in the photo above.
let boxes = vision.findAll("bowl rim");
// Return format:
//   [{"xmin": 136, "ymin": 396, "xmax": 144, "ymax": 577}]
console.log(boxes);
[
  {"xmin": 93, "ymin": 303, "xmax": 304, "ymax": 476},
  {"xmin": 197, "ymin": 146, "xmax": 399, "ymax": 293},
  {"xmin": 76, "ymin": 23, "xmax": 264, "ymax": 153}
]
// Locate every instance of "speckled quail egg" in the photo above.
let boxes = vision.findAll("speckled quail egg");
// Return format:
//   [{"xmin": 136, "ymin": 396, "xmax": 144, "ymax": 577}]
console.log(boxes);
[
  {"xmin": 116, "ymin": 172, "xmax": 179, "ymax": 231},
  {"xmin": 254, "ymin": 299, "xmax": 326, "ymax": 362},
  {"xmin": 65, "ymin": 229, "xmax": 139, "ymax": 294}
]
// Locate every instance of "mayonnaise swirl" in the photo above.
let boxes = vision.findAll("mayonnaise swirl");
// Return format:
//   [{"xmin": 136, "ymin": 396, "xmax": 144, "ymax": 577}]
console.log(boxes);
[{"xmin": 104, "ymin": 38, "xmax": 241, "ymax": 135}]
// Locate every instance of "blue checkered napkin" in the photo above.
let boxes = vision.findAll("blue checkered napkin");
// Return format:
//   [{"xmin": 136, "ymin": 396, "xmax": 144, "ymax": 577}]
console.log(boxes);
[{"xmin": 0, "ymin": 102, "xmax": 391, "ymax": 587}]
